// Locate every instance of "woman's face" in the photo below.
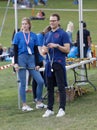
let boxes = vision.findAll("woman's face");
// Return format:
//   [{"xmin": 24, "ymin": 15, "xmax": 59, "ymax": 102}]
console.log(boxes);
[{"xmin": 21, "ymin": 20, "xmax": 30, "ymax": 32}]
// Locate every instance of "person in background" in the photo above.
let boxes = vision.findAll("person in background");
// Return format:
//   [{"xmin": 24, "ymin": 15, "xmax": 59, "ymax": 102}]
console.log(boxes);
[
  {"xmin": 33, "ymin": 0, "xmax": 48, "ymax": 6},
  {"xmin": 0, "ymin": 44, "xmax": 3, "ymax": 61},
  {"xmin": 32, "ymin": 25, "xmax": 51, "ymax": 103},
  {"xmin": 39, "ymin": 0, "xmax": 47, "ymax": 6},
  {"xmin": 12, "ymin": 0, "xmax": 18, "ymax": 7},
  {"xmin": 36, "ymin": 10, "xmax": 45, "ymax": 19},
  {"xmin": 67, "ymin": 42, "xmax": 78, "ymax": 58},
  {"xmin": 86, "ymin": 37, "xmax": 92, "ymax": 58},
  {"xmin": 33, "ymin": 0, "xmax": 39, "ymax": 5},
  {"xmin": 0, "ymin": 44, "xmax": 3, "ymax": 55},
  {"xmin": 13, "ymin": 17, "xmax": 46, "ymax": 111},
  {"xmin": 30, "ymin": 10, "xmax": 45, "ymax": 20},
  {"xmin": 76, "ymin": 22, "xmax": 91, "ymax": 58},
  {"xmin": 66, "ymin": 21, "xmax": 74, "ymax": 45},
  {"xmin": 1, "ymin": 47, "xmax": 9, "ymax": 61},
  {"xmin": 41, "ymin": 13, "xmax": 70, "ymax": 117}
]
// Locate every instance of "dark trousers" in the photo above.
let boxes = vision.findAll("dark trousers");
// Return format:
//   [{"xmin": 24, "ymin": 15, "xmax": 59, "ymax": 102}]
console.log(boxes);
[
  {"xmin": 46, "ymin": 62, "xmax": 66, "ymax": 111},
  {"xmin": 78, "ymin": 46, "xmax": 88, "ymax": 58}
]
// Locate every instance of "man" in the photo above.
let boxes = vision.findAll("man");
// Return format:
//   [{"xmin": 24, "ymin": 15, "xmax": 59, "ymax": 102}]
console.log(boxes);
[
  {"xmin": 76, "ymin": 22, "xmax": 91, "ymax": 58},
  {"xmin": 41, "ymin": 13, "xmax": 70, "ymax": 117}
]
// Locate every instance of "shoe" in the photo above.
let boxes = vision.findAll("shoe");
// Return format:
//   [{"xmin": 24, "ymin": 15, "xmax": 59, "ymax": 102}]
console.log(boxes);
[
  {"xmin": 36, "ymin": 103, "xmax": 47, "ymax": 109},
  {"xmin": 56, "ymin": 108, "xmax": 65, "ymax": 117},
  {"xmin": 22, "ymin": 105, "xmax": 33, "ymax": 111},
  {"xmin": 33, "ymin": 98, "xmax": 37, "ymax": 103},
  {"xmin": 42, "ymin": 109, "xmax": 54, "ymax": 117}
]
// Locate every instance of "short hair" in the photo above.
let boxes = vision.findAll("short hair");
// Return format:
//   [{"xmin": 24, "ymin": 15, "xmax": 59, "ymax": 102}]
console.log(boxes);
[
  {"xmin": 83, "ymin": 22, "xmax": 86, "ymax": 28},
  {"xmin": 50, "ymin": 13, "xmax": 60, "ymax": 21}
]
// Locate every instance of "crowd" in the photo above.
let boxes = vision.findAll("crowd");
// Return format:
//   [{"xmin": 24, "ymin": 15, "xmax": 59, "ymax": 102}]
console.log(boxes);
[{"xmin": 12, "ymin": 0, "xmax": 48, "ymax": 8}]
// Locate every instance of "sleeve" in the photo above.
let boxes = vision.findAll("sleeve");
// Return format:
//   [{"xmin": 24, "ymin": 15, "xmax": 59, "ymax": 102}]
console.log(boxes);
[
  {"xmin": 14, "ymin": 44, "xmax": 18, "ymax": 64},
  {"xmin": 12, "ymin": 32, "xmax": 19, "ymax": 45},
  {"xmin": 34, "ymin": 33, "xmax": 39, "ymax": 46},
  {"xmin": 34, "ymin": 45, "xmax": 40, "ymax": 66},
  {"xmin": 37, "ymin": 33, "xmax": 44, "ymax": 46},
  {"xmin": 62, "ymin": 31, "xmax": 71, "ymax": 44}
]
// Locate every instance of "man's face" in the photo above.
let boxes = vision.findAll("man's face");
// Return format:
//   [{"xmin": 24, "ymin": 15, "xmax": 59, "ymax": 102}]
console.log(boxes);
[{"xmin": 49, "ymin": 16, "xmax": 60, "ymax": 29}]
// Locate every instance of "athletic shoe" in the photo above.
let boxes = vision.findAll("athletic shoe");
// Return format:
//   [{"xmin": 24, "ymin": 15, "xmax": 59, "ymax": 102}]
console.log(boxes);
[
  {"xmin": 36, "ymin": 103, "xmax": 47, "ymax": 109},
  {"xmin": 22, "ymin": 105, "xmax": 33, "ymax": 111},
  {"xmin": 33, "ymin": 98, "xmax": 37, "ymax": 103},
  {"xmin": 56, "ymin": 108, "xmax": 65, "ymax": 117},
  {"xmin": 42, "ymin": 109, "xmax": 54, "ymax": 117}
]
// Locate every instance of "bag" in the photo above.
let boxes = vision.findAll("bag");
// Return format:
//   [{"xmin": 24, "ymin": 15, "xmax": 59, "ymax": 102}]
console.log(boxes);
[{"xmin": 45, "ymin": 61, "xmax": 52, "ymax": 77}]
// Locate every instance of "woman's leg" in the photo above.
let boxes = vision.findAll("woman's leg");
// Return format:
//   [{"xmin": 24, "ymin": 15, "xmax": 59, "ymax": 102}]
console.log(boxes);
[{"xmin": 18, "ymin": 69, "xmax": 26, "ymax": 103}]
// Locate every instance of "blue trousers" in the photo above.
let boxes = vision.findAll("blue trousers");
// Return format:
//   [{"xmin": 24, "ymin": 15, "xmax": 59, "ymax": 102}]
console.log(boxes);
[{"xmin": 18, "ymin": 54, "xmax": 44, "ymax": 103}]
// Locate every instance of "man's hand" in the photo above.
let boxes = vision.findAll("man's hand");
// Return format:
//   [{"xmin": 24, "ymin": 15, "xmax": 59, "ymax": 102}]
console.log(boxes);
[
  {"xmin": 35, "ymin": 66, "xmax": 40, "ymax": 71},
  {"xmin": 47, "ymin": 43, "xmax": 59, "ymax": 48}
]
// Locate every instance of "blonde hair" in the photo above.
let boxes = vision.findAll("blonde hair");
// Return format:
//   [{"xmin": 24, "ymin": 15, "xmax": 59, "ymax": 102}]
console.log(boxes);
[
  {"xmin": 66, "ymin": 21, "xmax": 74, "ymax": 33},
  {"xmin": 21, "ymin": 17, "xmax": 31, "ymax": 31}
]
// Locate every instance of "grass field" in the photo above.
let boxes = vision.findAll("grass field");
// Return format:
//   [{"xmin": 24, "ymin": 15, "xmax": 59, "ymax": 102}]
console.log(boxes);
[
  {"xmin": 0, "ymin": 0, "xmax": 97, "ymax": 46},
  {"xmin": 0, "ymin": 0, "xmax": 97, "ymax": 130}
]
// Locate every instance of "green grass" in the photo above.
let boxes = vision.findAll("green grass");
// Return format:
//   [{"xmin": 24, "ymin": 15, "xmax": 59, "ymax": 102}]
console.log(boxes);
[
  {"xmin": 0, "ymin": 63, "xmax": 97, "ymax": 130},
  {"xmin": 0, "ymin": 0, "xmax": 97, "ymax": 130},
  {"xmin": 0, "ymin": 0, "xmax": 97, "ymax": 46}
]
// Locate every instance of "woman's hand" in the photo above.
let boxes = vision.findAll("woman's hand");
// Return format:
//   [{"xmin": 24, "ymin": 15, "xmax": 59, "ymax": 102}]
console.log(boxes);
[
  {"xmin": 41, "ymin": 46, "xmax": 48, "ymax": 55},
  {"xmin": 35, "ymin": 66, "xmax": 40, "ymax": 71},
  {"xmin": 14, "ymin": 64, "xmax": 19, "ymax": 72}
]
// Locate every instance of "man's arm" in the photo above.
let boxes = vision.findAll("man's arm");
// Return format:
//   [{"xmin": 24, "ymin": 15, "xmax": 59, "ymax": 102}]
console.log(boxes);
[
  {"xmin": 55, "ymin": 43, "xmax": 70, "ymax": 54},
  {"xmin": 47, "ymin": 43, "xmax": 70, "ymax": 54},
  {"xmin": 87, "ymin": 36, "xmax": 91, "ymax": 47}
]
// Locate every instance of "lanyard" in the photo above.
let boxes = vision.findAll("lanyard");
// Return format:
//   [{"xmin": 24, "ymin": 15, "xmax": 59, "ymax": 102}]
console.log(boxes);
[
  {"xmin": 23, "ymin": 32, "xmax": 32, "ymax": 54},
  {"xmin": 47, "ymin": 49, "xmax": 54, "ymax": 67},
  {"xmin": 23, "ymin": 32, "xmax": 30, "ymax": 45}
]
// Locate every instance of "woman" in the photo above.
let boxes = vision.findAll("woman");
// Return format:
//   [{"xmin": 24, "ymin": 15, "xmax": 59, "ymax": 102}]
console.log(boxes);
[
  {"xmin": 13, "ymin": 17, "xmax": 46, "ymax": 111},
  {"xmin": 66, "ymin": 21, "xmax": 74, "ymax": 44},
  {"xmin": 32, "ymin": 26, "xmax": 51, "ymax": 102}
]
